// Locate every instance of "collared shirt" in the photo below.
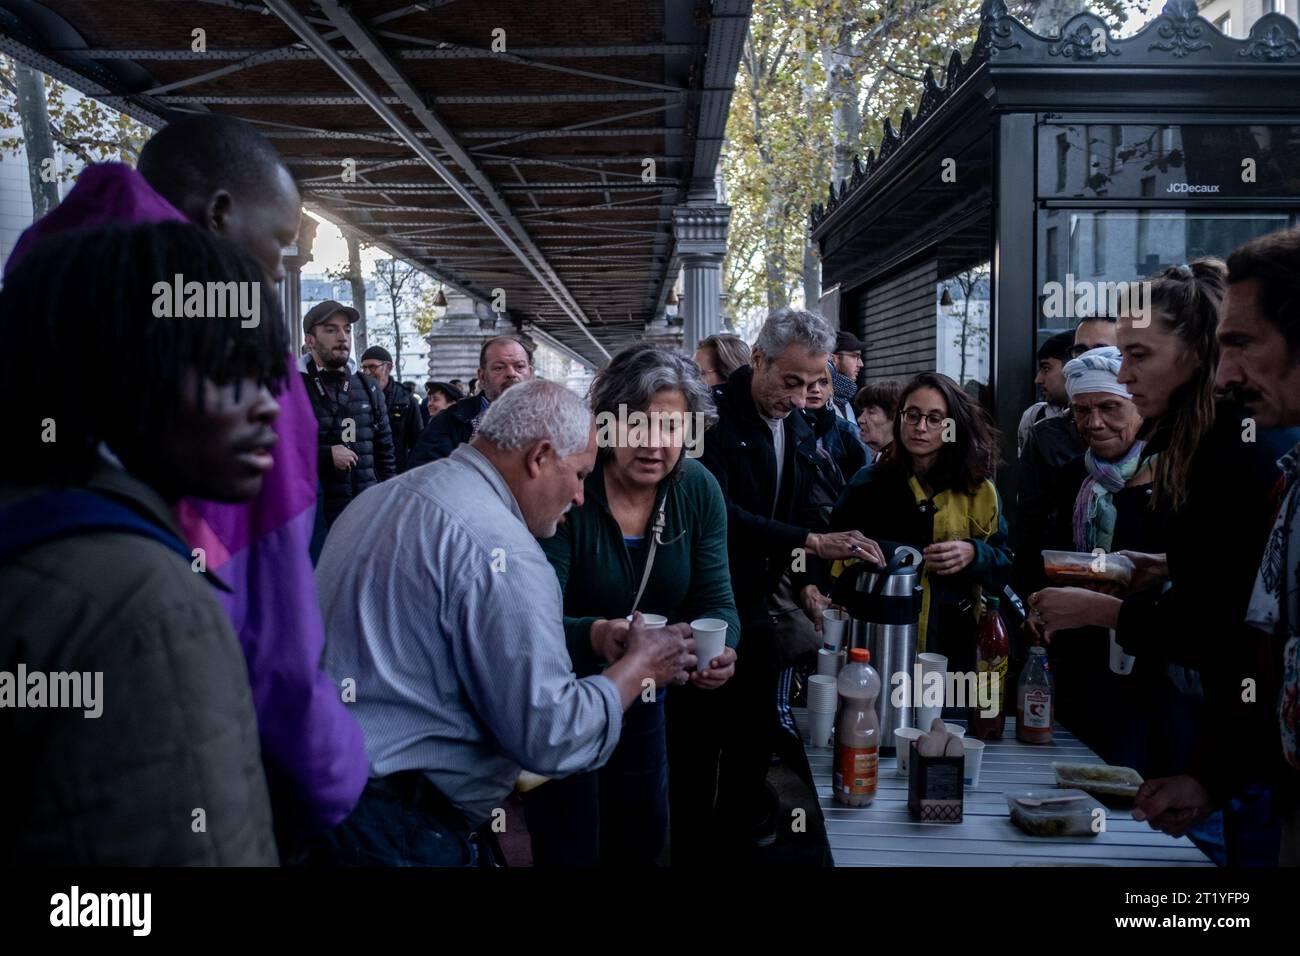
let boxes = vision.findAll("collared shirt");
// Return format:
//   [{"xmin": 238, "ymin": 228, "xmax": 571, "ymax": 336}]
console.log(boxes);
[{"xmin": 316, "ymin": 444, "xmax": 623, "ymax": 828}]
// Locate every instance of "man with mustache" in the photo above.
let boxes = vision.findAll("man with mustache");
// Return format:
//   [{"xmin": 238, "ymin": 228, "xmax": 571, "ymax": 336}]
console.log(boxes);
[
  {"xmin": 408, "ymin": 335, "xmax": 534, "ymax": 467},
  {"xmin": 1135, "ymin": 227, "xmax": 1300, "ymax": 865},
  {"xmin": 300, "ymin": 300, "xmax": 397, "ymax": 528}
]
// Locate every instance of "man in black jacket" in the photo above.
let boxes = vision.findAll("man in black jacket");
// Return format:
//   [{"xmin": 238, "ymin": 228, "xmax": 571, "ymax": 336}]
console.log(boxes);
[
  {"xmin": 301, "ymin": 301, "xmax": 396, "ymax": 527},
  {"xmin": 359, "ymin": 346, "xmax": 423, "ymax": 474},
  {"xmin": 408, "ymin": 335, "xmax": 533, "ymax": 467},
  {"xmin": 697, "ymin": 308, "xmax": 881, "ymax": 853}
]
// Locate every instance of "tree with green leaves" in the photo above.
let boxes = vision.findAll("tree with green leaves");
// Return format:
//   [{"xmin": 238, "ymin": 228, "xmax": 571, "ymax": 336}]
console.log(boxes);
[
  {"xmin": 722, "ymin": 0, "xmax": 1140, "ymax": 333},
  {"xmin": 0, "ymin": 54, "xmax": 150, "ymax": 214}
]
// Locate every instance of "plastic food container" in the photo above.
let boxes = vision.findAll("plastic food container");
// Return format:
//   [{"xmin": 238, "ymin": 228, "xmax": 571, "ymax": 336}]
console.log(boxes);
[
  {"xmin": 1051, "ymin": 761, "xmax": 1143, "ymax": 803},
  {"xmin": 1005, "ymin": 789, "xmax": 1104, "ymax": 837},
  {"xmin": 1041, "ymin": 550, "xmax": 1134, "ymax": 588}
]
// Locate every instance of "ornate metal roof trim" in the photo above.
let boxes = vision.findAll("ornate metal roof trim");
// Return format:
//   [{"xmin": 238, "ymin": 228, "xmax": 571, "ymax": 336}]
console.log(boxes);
[{"xmin": 809, "ymin": 0, "xmax": 1300, "ymax": 232}]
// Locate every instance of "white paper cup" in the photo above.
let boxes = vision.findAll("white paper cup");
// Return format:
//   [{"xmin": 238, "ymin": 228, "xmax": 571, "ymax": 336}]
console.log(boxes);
[
  {"xmin": 915, "ymin": 707, "xmax": 943, "ymax": 735},
  {"xmin": 808, "ymin": 707, "xmax": 835, "ymax": 748},
  {"xmin": 894, "ymin": 727, "xmax": 924, "ymax": 776},
  {"xmin": 628, "ymin": 613, "xmax": 667, "ymax": 630},
  {"xmin": 821, "ymin": 608, "xmax": 849, "ymax": 650},
  {"xmin": 690, "ymin": 618, "xmax": 727, "ymax": 670},
  {"xmin": 807, "ymin": 674, "xmax": 838, "ymax": 712},
  {"xmin": 816, "ymin": 647, "xmax": 840, "ymax": 677},
  {"xmin": 943, "ymin": 722, "xmax": 967, "ymax": 740},
  {"xmin": 962, "ymin": 737, "xmax": 986, "ymax": 787},
  {"xmin": 1108, "ymin": 629, "xmax": 1136, "ymax": 676}
]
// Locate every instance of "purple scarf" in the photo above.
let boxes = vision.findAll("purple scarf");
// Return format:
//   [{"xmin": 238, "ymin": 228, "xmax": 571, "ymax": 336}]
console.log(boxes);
[{"xmin": 7, "ymin": 164, "xmax": 366, "ymax": 833}]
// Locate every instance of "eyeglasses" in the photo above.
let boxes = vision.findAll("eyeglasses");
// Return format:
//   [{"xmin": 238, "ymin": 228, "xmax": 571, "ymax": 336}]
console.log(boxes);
[
  {"xmin": 1070, "ymin": 399, "xmax": 1129, "ymax": 423},
  {"xmin": 901, "ymin": 408, "xmax": 946, "ymax": 428},
  {"xmin": 360, "ymin": 364, "xmax": 386, "ymax": 375}
]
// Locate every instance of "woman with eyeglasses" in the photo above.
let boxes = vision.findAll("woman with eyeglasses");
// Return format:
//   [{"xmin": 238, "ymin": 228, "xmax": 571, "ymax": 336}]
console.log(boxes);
[
  {"xmin": 818, "ymin": 372, "xmax": 1011, "ymax": 671},
  {"xmin": 522, "ymin": 344, "xmax": 739, "ymax": 867}
]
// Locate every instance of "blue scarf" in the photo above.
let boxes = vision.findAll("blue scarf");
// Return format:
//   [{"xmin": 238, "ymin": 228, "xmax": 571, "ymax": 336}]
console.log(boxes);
[{"xmin": 1072, "ymin": 440, "xmax": 1148, "ymax": 553}]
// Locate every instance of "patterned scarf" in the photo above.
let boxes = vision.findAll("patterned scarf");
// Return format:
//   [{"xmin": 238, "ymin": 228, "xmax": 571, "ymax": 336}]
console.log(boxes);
[
  {"xmin": 1246, "ymin": 443, "xmax": 1300, "ymax": 771},
  {"xmin": 831, "ymin": 363, "xmax": 858, "ymax": 411},
  {"xmin": 1072, "ymin": 440, "xmax": 1148, "ymax": 553}
]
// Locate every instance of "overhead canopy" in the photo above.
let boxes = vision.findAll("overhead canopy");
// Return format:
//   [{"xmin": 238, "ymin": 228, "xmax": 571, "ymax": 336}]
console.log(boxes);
[{"xmin": 0, "ymin": 0, "xmax": 750, "ymax": 367}]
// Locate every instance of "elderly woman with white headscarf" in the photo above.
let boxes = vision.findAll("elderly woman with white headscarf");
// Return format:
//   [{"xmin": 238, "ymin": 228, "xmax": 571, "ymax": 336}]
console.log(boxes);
[
  {"xmin": 1028, "ymin": 347, "xmax": 1193, "ymax": 777},
  {"xmin": 1064, "ymin": 346, "xmax": 1149, "ymax": 553}
]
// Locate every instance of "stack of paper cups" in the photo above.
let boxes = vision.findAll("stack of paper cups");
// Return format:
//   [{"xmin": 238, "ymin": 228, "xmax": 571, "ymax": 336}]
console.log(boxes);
[
  {"xmin": 815, "ymin": 647, "xmax": 841, "ymax": 677},
  {"xmin": 821, "ymin": 608, "xmax": 848, "ymax": 651},
  {"xmin": 806, "ymin": 674, "xmax": 838, "ymax": 748},
  {"xmin": 915, "ymin": 652, "xmax": 949, "ymax": 732}
]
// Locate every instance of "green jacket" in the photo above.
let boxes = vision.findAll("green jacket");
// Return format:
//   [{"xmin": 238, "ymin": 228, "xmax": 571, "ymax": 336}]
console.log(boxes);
[
  {"xmin": 0, "ymin": 463, "xmax": 277, "ymax": 865},
  {"xmin": 540, "ymin": 457, "xmax": 741, "ymax": 677}
]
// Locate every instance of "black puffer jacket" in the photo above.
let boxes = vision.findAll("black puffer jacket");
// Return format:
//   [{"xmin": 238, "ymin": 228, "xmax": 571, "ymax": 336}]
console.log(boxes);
[
  {"xmin": 301, "ymin": 357, "xmax": 396, "ymax": 525},
  {"xmin": 382, "ymin": 378, "xmax": 424, "ymax": 474}
]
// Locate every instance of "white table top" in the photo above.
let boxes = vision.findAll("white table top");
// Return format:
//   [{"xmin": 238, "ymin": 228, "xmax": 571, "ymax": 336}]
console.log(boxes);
[{"xmin": 798, "ymin": 712, "xmax": 1213, "ymax": 867}]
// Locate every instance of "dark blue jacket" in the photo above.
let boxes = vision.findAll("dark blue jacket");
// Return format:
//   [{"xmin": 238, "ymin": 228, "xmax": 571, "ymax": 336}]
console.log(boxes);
[{"xmin": 408, "ymin": 394, "xmax": 487, "ymax": 468}]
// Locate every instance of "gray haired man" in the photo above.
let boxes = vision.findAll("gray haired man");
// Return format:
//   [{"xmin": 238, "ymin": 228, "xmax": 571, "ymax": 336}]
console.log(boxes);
[
  {"xmin": 697, "ymin": 308, "xmax": 882, "ymax": 856},
  {"xmin": 306, "ymin": 379, "xmax": 696, "ymax": 865}
]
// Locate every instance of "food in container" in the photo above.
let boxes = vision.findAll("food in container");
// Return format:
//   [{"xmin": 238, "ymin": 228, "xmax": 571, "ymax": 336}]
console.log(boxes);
[
  {"xmin": 1051, "ymin": 761, "xmax": 1143, "ymax": 802},
  {"xmin": 1041, "ymin": 549, "xmax": 1135, "ymax": 588},
  {"xmin": 1005, "ymin": 789, "xmax": 1104, "ymax": 837}
]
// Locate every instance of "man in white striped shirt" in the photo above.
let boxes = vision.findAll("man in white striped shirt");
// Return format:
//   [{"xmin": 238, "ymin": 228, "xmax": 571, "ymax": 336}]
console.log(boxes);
[{"xmin": 305, "ymin": 380, "xmax": 695, "ymax": 866}]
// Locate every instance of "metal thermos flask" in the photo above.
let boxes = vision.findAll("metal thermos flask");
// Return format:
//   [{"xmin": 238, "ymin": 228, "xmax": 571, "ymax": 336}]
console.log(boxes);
[{"xmin": 832, "ymin": 545, "xmax": 923, "ymax": 754}]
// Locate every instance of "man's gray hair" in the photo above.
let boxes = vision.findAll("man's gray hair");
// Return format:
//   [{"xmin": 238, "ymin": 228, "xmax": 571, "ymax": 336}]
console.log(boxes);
[
  {"xmin": 475, "ymin": 379, "xmax": 591, "ymax": 457},
  {"xmin": 753, "ymin": 307, "xmax": 836, "ymax": 361}
]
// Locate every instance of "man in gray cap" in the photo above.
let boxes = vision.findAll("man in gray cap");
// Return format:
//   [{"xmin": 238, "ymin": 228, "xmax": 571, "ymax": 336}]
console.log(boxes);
[
  {"xmin": 300, "ymin": 300, "xmax": 396, "ymax": 529},
  {"xmin": 359, "ymin": 345, "xmax": 424, "ymax": 474}
]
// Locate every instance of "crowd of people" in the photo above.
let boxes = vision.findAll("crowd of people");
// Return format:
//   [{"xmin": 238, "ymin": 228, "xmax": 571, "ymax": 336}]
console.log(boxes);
[{"xmin": 1, "ymin": 113, "xmax": 1297, "ymax": 868}]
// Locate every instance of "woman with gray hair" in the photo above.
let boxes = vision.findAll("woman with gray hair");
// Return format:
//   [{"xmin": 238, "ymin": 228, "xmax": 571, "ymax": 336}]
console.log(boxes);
[{"xmin": 523, "ymin": 343, "xmax": 741, "ymax": 866}]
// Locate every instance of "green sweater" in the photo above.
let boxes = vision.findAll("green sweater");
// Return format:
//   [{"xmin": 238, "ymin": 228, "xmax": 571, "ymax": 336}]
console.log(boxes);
[{"xmin": 540, "ymin": 457, "xmax": 741, "ymax": 677}]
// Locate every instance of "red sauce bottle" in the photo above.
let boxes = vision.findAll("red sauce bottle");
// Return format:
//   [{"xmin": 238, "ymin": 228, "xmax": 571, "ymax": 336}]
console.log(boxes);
[{"xmin": 970, "ymin": 595, "xmax": 1009, "ymax": 740}]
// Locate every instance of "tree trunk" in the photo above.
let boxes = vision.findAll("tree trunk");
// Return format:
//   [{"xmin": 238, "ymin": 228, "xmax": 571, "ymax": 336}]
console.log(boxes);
[
  {"xmin": 13, "ymin": 62, "xmax": 60, "ymax": 217},
  {"xmin": 763, "ymin": 191, "xmax": 787, "ymax": 313},
  {"xmin": 824, "ymin": 27, "xmax": 862, "ymax": 187},
  {"xmin": 389, "ymin": 289, "xmax": 403, "ymax": 378},
  {"xmin": 347, "ymin": 233, "xmax": 368, "ymax": 354}
]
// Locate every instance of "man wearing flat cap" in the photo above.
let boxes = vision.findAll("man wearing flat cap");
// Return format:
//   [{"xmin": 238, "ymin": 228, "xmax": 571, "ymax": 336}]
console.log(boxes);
[
  {"xmin": 359, "ymin": 345, "xmax": 424, "ymax": 474},
  {"xmin": 830, "ymin": 330, "xmax": 866, "ymax": 421},
  {"xmin": 300, "ymin": 300, "xmax": 396, "ymax": 528}
]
